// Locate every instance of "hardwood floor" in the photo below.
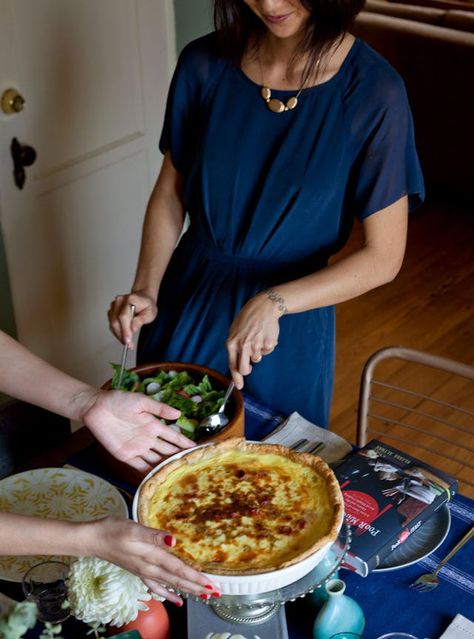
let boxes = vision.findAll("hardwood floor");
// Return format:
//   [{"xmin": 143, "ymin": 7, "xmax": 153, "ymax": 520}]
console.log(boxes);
[{"xmin": 330, "ymin": 197, "xmax": 474, "ymax": 495}]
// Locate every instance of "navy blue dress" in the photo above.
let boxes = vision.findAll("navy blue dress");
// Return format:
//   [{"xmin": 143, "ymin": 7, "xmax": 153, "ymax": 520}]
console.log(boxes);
[{"xmin": 137, "ymin": 34, "xmax": 424, "ymax": 428}]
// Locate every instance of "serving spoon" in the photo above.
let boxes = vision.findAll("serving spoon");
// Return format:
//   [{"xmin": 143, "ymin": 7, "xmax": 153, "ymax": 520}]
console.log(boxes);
[{"xmin": 197, "ymin": 380, "xmax": 235, "ymax": 438}]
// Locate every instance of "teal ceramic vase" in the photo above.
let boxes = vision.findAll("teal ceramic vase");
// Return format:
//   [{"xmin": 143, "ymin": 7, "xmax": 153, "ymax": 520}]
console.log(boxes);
[
  {"xmin": 308, "ymin": 549, "xmax": 340, "ymax": 610},
  {"xmin": 312, "ymin": 578, "xmax": 365, "ymax": 639}
]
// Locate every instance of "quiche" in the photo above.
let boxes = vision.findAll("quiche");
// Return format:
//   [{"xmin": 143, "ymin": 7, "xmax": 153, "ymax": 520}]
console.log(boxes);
[{"xmin": 138, "ymin": 438, "xmax": 343, "ymax": 574}]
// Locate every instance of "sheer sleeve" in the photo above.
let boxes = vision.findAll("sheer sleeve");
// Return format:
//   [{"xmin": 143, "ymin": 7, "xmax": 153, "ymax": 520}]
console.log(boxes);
[
  {"xmin": 159, "ymin": 41, "xmax": 207, "ymax": 175},
  {"xmin": 160, "ymin": 33, "xmax": 225, "ymax": 175},
  {"xmin": 347, "ymin": 72, "xmax": 425, "ymax": 220}
]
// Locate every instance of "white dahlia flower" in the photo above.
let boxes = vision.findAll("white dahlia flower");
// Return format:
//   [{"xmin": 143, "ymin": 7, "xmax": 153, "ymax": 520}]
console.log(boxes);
[{"xmin": 67, "ymin": 557, "xmax": 151, "ymax": 628}]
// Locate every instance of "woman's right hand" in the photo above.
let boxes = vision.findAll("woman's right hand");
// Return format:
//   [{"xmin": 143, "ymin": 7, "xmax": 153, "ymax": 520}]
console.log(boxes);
[
  {"xmin": 108, "ymin": 291, "xmax": 157, "ymax": 347},
  {"xmin": 86, "ymin": 517, "xmax": 220, "ymax": 606}
]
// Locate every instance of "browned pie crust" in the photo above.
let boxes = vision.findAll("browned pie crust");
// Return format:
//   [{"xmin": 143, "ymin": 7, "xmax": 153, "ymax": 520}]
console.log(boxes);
[{"xmin": 138, "ymin": 437, "xmax": 344, "ymax": 574}]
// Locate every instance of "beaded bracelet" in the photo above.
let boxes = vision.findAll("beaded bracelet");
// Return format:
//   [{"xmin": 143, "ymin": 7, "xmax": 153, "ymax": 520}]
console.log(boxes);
[{"xmin": 266, "ymin": 289, "xmax": 288, "ymax": 315}]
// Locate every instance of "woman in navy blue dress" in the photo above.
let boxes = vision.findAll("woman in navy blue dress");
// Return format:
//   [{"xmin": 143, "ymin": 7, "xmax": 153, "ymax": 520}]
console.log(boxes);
[{"xmin": 108, "ymin": 0, "xmax": 423, "ymax": 429}]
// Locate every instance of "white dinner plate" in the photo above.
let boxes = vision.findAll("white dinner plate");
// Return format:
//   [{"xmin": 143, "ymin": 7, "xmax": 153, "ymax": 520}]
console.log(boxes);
[
  {"xmin": 0, "ymin": 467, "xmax": 128, "ymax": 582},
  {"xmin": 374, "ymin": 503, "xmax": 451, "ymax": 572}
]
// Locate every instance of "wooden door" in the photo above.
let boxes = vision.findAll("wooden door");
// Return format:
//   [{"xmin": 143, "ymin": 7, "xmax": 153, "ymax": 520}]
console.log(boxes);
[{"xmin": 0, "ymin": 0, "xmax": 175, "ymax": 385}]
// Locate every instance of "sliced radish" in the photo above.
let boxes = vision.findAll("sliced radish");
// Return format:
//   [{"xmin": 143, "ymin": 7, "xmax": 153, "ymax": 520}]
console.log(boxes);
[
  {"xmin": 167, "ymin": 423, "xmax": 181, "ymax": 433},
  {"xmin": 146, "ymin": 382, "xmax": 161, "ymax": 395}
]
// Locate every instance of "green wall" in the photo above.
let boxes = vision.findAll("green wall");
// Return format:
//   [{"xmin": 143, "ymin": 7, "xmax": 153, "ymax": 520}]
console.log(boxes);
[{"xmin": 174, "ymin": 0, "xmax": 213, "ymax": 52}]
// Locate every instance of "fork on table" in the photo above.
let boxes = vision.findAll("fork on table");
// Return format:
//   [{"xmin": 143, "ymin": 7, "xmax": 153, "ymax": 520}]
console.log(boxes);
[
  {"xmin": 305, "ymin": 441, "xmax": 325, "ymax": 454},
  {"xmin": 409, "ymin": 523, "xmax": 474, "ymax": 592},
  {"xmin": 290, "ymin": 439, "xmax": 324, "ymax": 454},
  {"xmin": 290, "ymin": 438, "xmax": 308, "ymax": 451}
]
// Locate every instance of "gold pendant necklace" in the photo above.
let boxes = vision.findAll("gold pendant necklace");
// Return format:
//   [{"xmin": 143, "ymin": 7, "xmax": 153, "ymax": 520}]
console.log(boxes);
[
  {"xmin": 258, "ymin": 53, "xmax": 320, "ymax": 114},
  {"xmin": 260, "ymin": 85, "xmax": 302, "ymax": 113}
]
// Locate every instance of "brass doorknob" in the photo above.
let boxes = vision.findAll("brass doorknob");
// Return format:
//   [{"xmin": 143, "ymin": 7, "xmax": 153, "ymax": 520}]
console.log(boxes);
[{"xmin": 1, "ymin": 88, "xmax": 25, "ymax": 114}]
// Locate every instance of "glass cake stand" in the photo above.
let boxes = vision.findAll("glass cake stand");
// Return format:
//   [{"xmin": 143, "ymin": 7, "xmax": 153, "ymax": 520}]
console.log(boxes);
[{"xmin": 180, "ymin": 522, "xmax": 351, "ymax": 625}]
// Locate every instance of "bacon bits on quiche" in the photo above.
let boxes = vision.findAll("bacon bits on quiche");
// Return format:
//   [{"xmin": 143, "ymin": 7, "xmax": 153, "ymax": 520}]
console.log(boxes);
[{"xmin": 138, "ymin": 438, "xmax": 344, "ymax": 574}]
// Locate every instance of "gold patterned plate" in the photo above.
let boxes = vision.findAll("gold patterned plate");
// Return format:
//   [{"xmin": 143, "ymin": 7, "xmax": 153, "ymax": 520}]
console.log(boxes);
[{"xmin": 0, "ymin": 467, "xmax": 129, "ymax": 582}]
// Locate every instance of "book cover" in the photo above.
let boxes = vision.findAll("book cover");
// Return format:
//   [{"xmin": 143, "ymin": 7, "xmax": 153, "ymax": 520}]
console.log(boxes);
[{"xmin": 334, "ymin": 439, "xmax": 458, "ymax": 576}]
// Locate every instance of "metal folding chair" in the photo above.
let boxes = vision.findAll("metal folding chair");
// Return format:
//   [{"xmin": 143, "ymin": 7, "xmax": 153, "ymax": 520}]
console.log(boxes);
[{"xmin": 356, "ymin": 346, "xmax": 474, "ymax": 497}]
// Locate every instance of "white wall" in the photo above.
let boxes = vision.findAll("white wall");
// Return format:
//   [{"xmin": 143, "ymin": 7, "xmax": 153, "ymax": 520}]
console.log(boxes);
[{"xmin": 0, "ymin": 1, "xmax": 214, "ymax": 339}]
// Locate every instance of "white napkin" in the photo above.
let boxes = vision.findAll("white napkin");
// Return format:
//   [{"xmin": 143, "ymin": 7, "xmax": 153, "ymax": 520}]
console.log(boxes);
[
  {"xmin": 439, "ymin": 614, "xmax": 474, "ymax": 639},
  {"xmin": 263, "ymin": 411, "xmax": 352, "ymax": 465}
]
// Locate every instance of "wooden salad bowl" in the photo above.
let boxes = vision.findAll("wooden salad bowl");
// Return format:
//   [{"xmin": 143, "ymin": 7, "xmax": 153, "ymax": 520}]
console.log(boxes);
[{"xmin": 98, "ymin": 362, "xmax": 245, "ymax": 486}]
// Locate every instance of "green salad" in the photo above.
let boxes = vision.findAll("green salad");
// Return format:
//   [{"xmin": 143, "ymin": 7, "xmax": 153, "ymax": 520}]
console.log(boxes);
[{"xmin": 111, "ymin": 365, "xmax": 226, "ymax": 440}]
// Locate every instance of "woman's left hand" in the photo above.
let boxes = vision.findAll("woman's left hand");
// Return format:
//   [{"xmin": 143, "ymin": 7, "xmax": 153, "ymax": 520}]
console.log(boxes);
[
  {"xmin": 83, "ymin": 517, "xmax": 220, "ymax": 605},
  {"xmin": 226, "ymin": 293, "xmax": 281, "ymax": 389},
  {"xmin": 80, "ymin": 390, "xmax": 195, "ymax": 473}
]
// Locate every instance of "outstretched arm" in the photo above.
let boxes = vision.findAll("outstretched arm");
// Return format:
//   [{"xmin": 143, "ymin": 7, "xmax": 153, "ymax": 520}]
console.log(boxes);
[
  {"xmin": 0, "ymin": 330, "xmax": 195, "ymax": 472},
  {"xmin": 0, "ymin": 513, "xmax": 219, "ymax": 604}
]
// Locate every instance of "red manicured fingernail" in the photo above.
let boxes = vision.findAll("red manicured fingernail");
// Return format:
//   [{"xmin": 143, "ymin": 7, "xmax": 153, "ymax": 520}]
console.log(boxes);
[
  {"xmin": 205, "ymin": 584, "xmax": 214, "ymax": 590},
  {"xmin": 164, "ymin": 535, "xmax": 174, "ymax": 547},
  {"xmin": 173, "ymin": 600, "xmax": 183, "ymax": 607},
  {"xmin": 200, "ymin": 593, "xmax": 210, "ymax": 600},
  {"xmin": 211, "ymin": 592, "xmax": 221, "ymax": 598}
]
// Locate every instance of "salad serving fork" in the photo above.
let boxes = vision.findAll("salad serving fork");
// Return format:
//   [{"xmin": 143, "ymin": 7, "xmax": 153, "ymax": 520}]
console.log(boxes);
[
  {"xmin": 409, "ymin": 524, "xmax": 474, "ymax": 592},
  {"xmin": 116, "ymin": 304, "xmax": 136, "ymax": 388}
]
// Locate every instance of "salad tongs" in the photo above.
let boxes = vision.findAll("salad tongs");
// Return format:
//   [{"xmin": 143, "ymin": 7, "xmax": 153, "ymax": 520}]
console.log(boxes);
[{"xmin": 116, "ymin": 304, "xmax": 136, "ymax": 388}]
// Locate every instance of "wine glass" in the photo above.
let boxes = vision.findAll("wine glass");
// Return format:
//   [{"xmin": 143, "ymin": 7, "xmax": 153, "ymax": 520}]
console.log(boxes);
[{"xmin": 22, "ymin": 560, "xmax": 70, "ymax": 623}]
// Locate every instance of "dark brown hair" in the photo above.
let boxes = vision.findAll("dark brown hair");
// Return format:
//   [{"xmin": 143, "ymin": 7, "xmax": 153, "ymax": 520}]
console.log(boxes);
[{"xmin": 213, "ymin": 0, "xmax": 365, "ymax": 81}]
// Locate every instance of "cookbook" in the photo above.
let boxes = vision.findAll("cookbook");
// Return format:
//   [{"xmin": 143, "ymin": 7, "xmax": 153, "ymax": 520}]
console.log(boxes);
[{"xmin": 334, "ymin": 439, "xmax": 458, "ymax": 576}]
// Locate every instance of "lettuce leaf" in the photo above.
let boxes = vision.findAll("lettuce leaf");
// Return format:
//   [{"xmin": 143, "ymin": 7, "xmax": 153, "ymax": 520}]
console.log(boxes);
[
  {"xmin": 111, "ymin": 365, "xmax": 227, "ymax": 435},
  {"xmin": 111, "ymin": 363, "xmax": 140, "ymax": 390}
]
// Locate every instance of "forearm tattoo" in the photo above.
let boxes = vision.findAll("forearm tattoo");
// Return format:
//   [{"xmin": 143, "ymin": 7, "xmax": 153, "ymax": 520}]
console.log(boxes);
[{"xmin": 266, "ymin": 289, "xmax": 288, "ymax": 315}]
